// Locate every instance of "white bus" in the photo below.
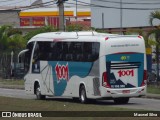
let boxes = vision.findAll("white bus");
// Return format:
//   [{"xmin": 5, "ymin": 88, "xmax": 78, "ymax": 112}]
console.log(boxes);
[{"xmin": 18, "ymin": 31, "xmax": 147, "ymax": 104}]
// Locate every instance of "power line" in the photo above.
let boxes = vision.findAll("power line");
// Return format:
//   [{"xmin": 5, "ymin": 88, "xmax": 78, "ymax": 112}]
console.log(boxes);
[
  {"xmin": 0, "ymin": 2, "xmax": 57, "ymax": 22},
  {"xmin": 0, "ymin": 0, "xmax": 26, "ymax": 6},
  {"xmin": 75, "ymin": 0, "xmax": 160, "ymax": 10},
  {"xmin": 2, "ymin": 1, "xmax": 55, "ymax": 10},
  {"xmin": 93, "ymin": 0, "xmax": 160, "ymax": 5},
  {"xmin": 0, "ymin": 0, "xmax": 17, "ymax": 3},
  {"xmin": 2, "ymin": 0, "xmax": 159, "ymax": 11}
]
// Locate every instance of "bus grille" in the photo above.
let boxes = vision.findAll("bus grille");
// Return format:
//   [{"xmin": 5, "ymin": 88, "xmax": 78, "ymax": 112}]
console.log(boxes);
[{"xmin": 109, "ymin": 62, "xmax": 141, "ymax": 69}]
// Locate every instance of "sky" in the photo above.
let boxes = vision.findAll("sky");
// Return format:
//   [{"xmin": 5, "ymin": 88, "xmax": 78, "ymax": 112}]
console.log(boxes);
[{"xmin": 0, "ymin": 0, "xmax": 90, "ymax": 7}]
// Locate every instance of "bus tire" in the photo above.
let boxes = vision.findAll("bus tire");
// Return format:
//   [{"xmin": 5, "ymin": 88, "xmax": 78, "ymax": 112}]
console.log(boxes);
[
  {"xmin": 72, "ymin": 97, "xmax": 79, "ymax": 102},
  {"xmin": 35, "ymin": 84, "xmax": 45, "ymax": 100},
  {"xmin": 114, "ymin": 97, "xmax": 129, "ymax": 104},
  {"xmin": 79, "ymin": 85, "xmax": 88, "ymax": 104}
]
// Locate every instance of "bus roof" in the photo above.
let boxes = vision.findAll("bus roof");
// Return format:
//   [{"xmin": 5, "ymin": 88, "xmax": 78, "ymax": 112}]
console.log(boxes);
[{"xmin": 28, "ymin": 31, "xmax": 143, "ymax": 43}]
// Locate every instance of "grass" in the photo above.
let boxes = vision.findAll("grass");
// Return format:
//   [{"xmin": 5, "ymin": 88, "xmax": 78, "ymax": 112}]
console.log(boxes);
[
  {"xmin": 147, "ymin": 85, "xmax": 160, "ymax": 94},
  {"xmin": 0, "ymin": 79, "xmax": 24, "ymax": 85},
  {"xmin": 0, "ymin": 96, "xmax": 137, "ymax": 111},
  {"xmin": 0, "ymin": 96, "xmax": 159, "ymax": 120},
  {"xmin": 0, "ymin": 79, "xmax": 24, "ymax": 89}
]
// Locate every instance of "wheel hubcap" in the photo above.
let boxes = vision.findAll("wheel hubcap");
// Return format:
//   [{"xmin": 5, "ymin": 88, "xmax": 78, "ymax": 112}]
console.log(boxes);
[
  {"xmin": 81, "ymin": 90, "xmax": 85, "ymax": 102},
  {"xmin": 36, "ymin": 88, "xmax": 41, "ymax": 96},
  {"xmin": 81, "ymin": 94, "xmax": 84, "ymax": 101}
]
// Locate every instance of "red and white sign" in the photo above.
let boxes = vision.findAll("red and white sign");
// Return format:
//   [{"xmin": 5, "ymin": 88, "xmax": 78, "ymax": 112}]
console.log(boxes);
[
  {"xmin": 118, "ymin": 69, "xmax": 134, "ymax": 77},
  {"xmin": 48, "ymin": 17, "xmax": 59, "ymax": 28},
  {"xmin": 32, "ymin": 17, "xmax": 45, "ymax": 26},
  {"xmin": 20, "ymin": 18, "xmax": 30, "ymax": 26},
  {"xmin": 111, "ymin": 67, "xmax": 138, "ymax": 87},
  {"xmin": 55, "ymin": 63, "xmax": 69, "ymax": 82}
]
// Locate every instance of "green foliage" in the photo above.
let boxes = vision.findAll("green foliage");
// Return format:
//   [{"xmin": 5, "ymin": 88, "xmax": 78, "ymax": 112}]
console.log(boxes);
[
  {"xmin": 149, "ymin": 10, "xmax": 160, "ymax": 26},
  {"xmin": 66, "ymin": 24, "xmax": 84, "ymax": 31},
  {"xmin": 95, "ymin": 29, "xmax": 108, "ymax": 33},
  {"xmin": 7, "ymin": 28, "xmax": 22, "ymax": 37},
  {"xmin": 149, "ymin": 10, "xmax": 160, "ymax": 40},
  {"xmin": 147, "ymin": 85, "xmax": 160, "ymax": 94},
  {"xmin": 0, "ymin": 25, "xmax": 11, "ymax": 50},
  {"xmin": 0, "ymin": 25, "xmax": 24, "ymax": 51},
  {"xmin": 24, "ymin": 25, "xmax": 57, "ymax": 41},
  {"xmin": 149, "ymin": 10, "xmax": 160, "ymax": 71},
  {"xmin": 0, "ymin": 25, "xmax": 58, "ymax": 52},
  {"xmin": 7, "ymin": 34, "xmax": 26, "ymax": 51}
]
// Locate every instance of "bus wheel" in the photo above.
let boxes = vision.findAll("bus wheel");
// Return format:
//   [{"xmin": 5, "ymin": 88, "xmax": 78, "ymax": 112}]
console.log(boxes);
[
  {"xmin": 35, "ymin": 84, "xmax": 45, "ymax": 100},
  {"xmin": 79, "ymin": 85, "xmax": 88, "ymax": 104},
  {"xmin": 72, "ymin": 97, "xmax": 79, "ymax": 102},
  {"xmin": 114, "ymin": 97, "xmax": 129, "ymax": 104}
]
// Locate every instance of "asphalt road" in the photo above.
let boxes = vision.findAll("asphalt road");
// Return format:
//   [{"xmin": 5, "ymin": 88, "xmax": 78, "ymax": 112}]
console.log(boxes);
[{"xmin": 0, "ymin": 88, "xmax": 160, "ymax": 111}]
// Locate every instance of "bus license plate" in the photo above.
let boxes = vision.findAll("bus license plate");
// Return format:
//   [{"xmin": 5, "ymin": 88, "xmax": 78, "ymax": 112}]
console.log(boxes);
[{"xmin": 122, "ymin": 90, "xmax": 130, "ymax": 94}]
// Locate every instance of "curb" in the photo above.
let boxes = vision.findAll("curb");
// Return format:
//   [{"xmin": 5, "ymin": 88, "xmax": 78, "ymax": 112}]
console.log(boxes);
[{"xmin": 145, "ymin": 93, "xmax": 160, "ymax": 100}]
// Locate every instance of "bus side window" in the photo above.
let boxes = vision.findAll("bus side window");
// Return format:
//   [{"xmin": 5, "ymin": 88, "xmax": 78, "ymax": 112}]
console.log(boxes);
[
  {"xmin": 92, "ymin": 42, "xmax": 100, "ymax": 61},
  {"xmin": 83, "ymin": 42, "xmax": 99, "ymax": 62}
]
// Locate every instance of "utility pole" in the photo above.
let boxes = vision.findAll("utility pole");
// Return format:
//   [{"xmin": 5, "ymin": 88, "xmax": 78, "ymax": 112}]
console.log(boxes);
[
  {"xmin": 57, "ymin": 0, "xmax": 65, "ymax": 31},
  {"xmin": 120, "ymin": 0, "xmax": 123, "ymax": 34},
  {"xmin": 102, "ymin": 13, "xmax": 104, "ymax": 29},
  {"xmin": 75, "ymin": 0, "xmax": 77, "ymax": 24}
]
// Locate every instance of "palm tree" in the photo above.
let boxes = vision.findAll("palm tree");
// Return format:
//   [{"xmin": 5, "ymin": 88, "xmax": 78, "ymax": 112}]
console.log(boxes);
[
  {"xmin": 0, "ymin": 25, "xmax": 23, "ymax": 78},
  {"xmin": 126, "ymin": 28, "xmax": 156, "ymax": 48},
  {"xmin": 8, "ymin": 34, "xmax": 26, "ymax": 51},
  {"xmin": 0, "ymin": 25, "xmax": 22, "ymax": 51},
  {"xmin": 0, "ymin": 25, "xmax": 11, "ymax": 50},
  {"xmin": 149, "ymin": 10, "xmax": 160, "ymax": 83}
]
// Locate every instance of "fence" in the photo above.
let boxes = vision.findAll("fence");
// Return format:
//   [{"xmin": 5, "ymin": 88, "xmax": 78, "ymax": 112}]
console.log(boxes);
[{"xmin": 0, "ymin": 51, "xmax": 24, "ymax": 79}]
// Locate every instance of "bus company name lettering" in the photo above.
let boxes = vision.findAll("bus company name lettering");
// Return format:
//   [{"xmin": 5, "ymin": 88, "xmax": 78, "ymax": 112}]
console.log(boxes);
[
  {"xmin": 55, "ymin": 63, "xmax": 69, "ymax": 82},
  {"xmin": 118, "ymin": 69, "xmax": 134, "ymax": 77}
]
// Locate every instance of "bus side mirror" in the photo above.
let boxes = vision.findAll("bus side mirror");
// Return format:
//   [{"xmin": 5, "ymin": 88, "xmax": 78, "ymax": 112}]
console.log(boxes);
[{"xmin": 18, "ymin": 49, "xmax": 29, "ymax": 63}]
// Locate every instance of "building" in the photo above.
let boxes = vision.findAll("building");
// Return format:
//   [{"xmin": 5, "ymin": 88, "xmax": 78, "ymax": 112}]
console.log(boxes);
[
  {"xmin": 91, "ymin": 0, "xmax": 160, "ymax": 32},
  {"xmin": 0, "ymin": 7, "xmax": 20, "ymax": 27},
  {"xmin": 19, "ymin": 7, "xmax": 91, "ymax": 29},
  {"xmin": 0, "ymin": 0, "xmax": 91, "ymax": 30}
]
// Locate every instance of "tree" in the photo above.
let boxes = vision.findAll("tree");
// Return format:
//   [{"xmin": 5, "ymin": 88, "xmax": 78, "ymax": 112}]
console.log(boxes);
[
  {"xmin": 66, "ymin": 24, "xmax": 83, "ymax": 31},
  {"xmin": 0, "ymin": 25, "xmax": 24, "ymax": 79},
  {"xmin": 149, "ymin": 10, "xmax": 160, "ymax": 83},
  {"xmin": 8, "ymin": 34, "xmax": 26, "ymax": 52},
  {"xmin": 0, "ymin": 25, "xmax": 11, "ymax": 50},
  {"xmin": 0, "ymin": 25, "xmax": 23, "ymax": 51}
]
